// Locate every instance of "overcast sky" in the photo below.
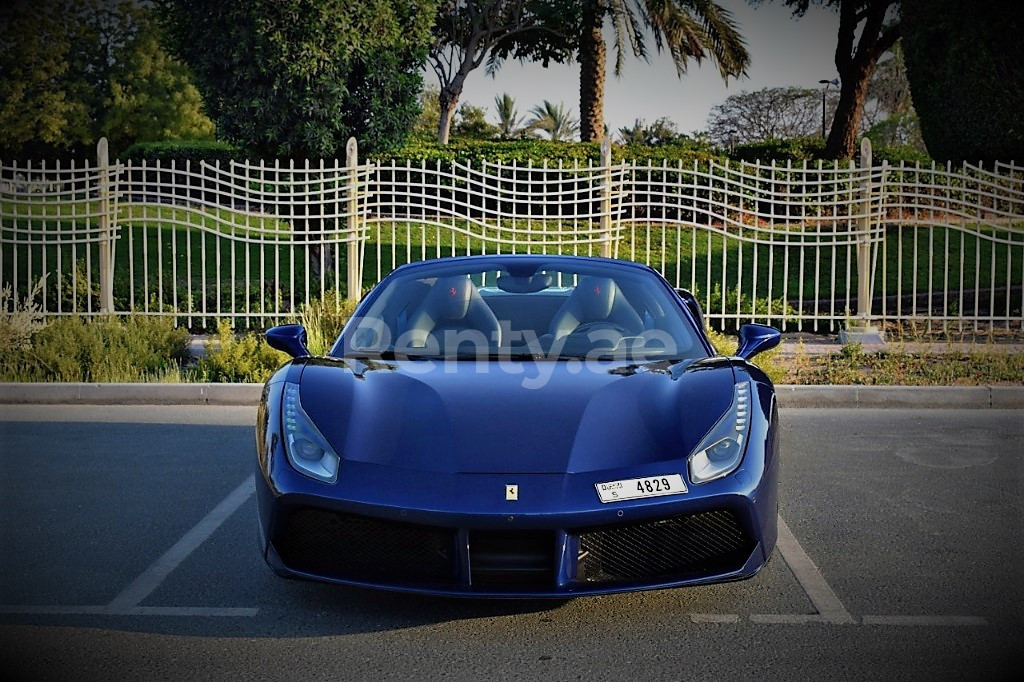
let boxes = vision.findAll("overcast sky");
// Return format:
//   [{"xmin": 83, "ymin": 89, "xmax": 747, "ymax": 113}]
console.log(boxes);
[{"xmin": 450, "ymin": 1, "xmax": 842, "ymax": 136}]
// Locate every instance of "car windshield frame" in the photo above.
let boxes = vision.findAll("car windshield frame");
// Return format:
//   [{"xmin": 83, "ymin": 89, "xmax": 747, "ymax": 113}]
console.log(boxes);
[{"xmin": 332, "ymin": 258, "xmax": 710, "ymax": 363}]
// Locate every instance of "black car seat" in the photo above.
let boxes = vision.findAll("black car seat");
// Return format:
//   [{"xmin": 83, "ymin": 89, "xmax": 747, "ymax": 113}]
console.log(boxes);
[
  {"xmin": 547, "ymin": 275, "xmax": 643, "ymax": 340},
  {"xmin": 406, "ymin": 276, "xmax": 501, "ymax": 350}
]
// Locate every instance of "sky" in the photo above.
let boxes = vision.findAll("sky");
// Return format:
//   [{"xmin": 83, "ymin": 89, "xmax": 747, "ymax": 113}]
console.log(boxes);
[{"xmin": 451, "ymin": 1, "xmax": 843, "ymax": 136}]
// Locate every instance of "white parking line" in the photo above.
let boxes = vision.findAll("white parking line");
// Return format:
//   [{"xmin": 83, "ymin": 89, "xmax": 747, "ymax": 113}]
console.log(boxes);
[
  {"xmin": 690, "ymin": 613, "xmax": 740, "ymax": 623},
  {"xmin": 775, "ymin": 515, "xmax": 855, "ymax": 625},
  {"xmin": 107, "ymin": 475, "xmax": 256, "ymax": 610}
]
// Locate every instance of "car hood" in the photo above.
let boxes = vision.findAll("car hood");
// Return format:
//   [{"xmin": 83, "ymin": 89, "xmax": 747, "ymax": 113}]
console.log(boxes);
[{"xmin": 297, "ymin": 357, "xmax": 735, "ymax": 475}]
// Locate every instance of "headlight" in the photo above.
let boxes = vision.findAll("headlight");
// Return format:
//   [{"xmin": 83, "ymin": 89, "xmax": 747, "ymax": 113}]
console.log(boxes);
[
  {"xmin": 687, "ymin": 381, "xmax": 752, "ymax": 484},
  {"xmin": 281, "ymin": 382, "xmax": 340, "ymax": 483}
]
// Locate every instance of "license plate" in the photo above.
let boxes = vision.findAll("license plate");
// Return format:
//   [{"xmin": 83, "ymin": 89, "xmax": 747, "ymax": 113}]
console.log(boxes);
[{"xmin": 595, "ymin": 474, "xmax": 687, "ymax": 503}]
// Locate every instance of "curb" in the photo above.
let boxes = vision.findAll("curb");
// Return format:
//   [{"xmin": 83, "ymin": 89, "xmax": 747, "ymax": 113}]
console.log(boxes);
[{"xmin": 0, "ymin": 383, "xmax": 1021, "ymax": 409}]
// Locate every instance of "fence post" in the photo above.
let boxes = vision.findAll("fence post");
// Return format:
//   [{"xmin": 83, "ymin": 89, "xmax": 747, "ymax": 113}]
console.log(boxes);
[
  {"xmin": 96, "ymin": 137, "xmax": 115, "ymax": 314},
  {"xmin": 345, "ymin": 137, "xmax": 361, "ymax": 301},
  {"xmin": 600, "ymin": 137, "xmax": 612, "ymax": 258},
  {"xmin": 840, "ymin": 137, "xmax": 885, "ymax": 344}
]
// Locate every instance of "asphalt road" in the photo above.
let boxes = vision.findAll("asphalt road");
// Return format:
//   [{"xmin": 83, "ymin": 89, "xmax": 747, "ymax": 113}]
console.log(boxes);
[{"xmin": 0, "ymin": 405, "xmax": 1021, "ymax": 681}]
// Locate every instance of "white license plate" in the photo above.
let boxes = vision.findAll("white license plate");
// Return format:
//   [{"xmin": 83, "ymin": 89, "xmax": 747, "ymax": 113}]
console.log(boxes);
[{"xmin": 595, "ymin": 474, "xmax": 687, "ymax": 503}]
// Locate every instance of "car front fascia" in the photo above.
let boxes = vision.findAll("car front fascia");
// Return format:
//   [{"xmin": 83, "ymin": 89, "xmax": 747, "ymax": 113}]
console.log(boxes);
[{"xmin": 255, "ymin": 364, "xmax": 779, "ymax": 598}]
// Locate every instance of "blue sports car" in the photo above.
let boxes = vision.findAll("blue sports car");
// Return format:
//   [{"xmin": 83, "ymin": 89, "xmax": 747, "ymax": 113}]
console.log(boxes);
[{"xmin": 256, "ymin": 255, "xmax": 781, "ymax": 597}]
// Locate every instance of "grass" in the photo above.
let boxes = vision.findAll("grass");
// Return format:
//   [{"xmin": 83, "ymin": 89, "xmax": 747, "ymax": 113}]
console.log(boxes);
[{"xmin": 782, "ymin": 342, "xmax": 1024, "ymax": 385}]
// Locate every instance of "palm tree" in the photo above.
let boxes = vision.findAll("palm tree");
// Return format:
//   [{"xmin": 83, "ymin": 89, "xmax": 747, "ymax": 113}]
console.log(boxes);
[
  {"xmin": 494, "ymin": 92, "xmax": 526, "ymax": 139},
  {"xmin": 578, "ymin": 0, "xmax": 751, "ymax": 141},
  {"xmin": 527, "ymin": 100, "xmax": 579, "ymax": 141}
]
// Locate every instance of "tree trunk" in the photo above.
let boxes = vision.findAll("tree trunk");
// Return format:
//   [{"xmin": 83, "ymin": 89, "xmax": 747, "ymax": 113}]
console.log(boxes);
[
  {"xmin": 826, "ymin": 61, "xmax": 875, "ymax": 160},
  {"xmin": 437, "ymin": 87, "xmax": 460, "ymax": 145},
  {"xmin": 578, "ymin": 0, "xmax": 605, "ymax": 142}
]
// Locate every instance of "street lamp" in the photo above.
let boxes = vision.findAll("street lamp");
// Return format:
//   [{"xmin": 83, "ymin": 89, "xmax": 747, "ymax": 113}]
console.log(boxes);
[{"xmin": 818, "ymin": 78, "xmax": 839, "ymax": 139}]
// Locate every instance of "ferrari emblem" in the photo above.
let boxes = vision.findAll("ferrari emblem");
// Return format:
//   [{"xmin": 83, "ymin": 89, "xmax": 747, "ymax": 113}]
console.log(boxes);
[{"xmin": 505, "ymin": 484, "xmax": 518, "ymax": 501}]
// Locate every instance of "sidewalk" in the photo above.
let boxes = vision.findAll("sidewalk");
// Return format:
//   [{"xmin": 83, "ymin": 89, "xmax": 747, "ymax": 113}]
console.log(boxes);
[{"xmin": 0, "ymin": 382, "xmax": 1021, "ymax": 409}]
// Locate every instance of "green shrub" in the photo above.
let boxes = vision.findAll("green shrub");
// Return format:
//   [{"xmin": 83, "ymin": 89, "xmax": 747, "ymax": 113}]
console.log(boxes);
[
  {"xmin": 300, "ymin": 296, "xmax": 358, "ymax": 356},
  {"xmin": 1, "ymin": 315, "xmax": 190, "ymax": 382},
  {"xmin": 120, "ymin": 140, "xmax": 245, "ymax": 164},
  {"xmin": 729, "ymin": 137, "xmax": 828, "ymax": 163},
  {"xmin": 375, "ymin": 138, "xmax": 723, "ymax": 166},
  {"xmin": 195, "ymin": 321, "xmax": 289, "ymax": 383}
]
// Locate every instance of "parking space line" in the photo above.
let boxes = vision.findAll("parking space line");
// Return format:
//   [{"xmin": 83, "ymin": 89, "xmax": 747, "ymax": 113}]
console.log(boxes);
[
  {"xmin": 690, "ymin": 613, "xmax": 740, "ymax": 623},
  {"xmin": 107, "ymin": 475, "xmax": 255, "ymax": 610},
  {"xmin": 775, "ymin": 515, "xmax": 855, "ymax": 625},
  {"xmin": 862, "ymin": 615, "xmax": 988, "ymax": 626},
  {"xmin": 750, "ymin": 614, "xmax": 834, "ymax": 624}
]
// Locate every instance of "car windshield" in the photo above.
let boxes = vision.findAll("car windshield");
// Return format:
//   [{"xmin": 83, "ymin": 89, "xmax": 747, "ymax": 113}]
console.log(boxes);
[{"xmin": 337, "ymin": 260, "xmax": 706, "ymax": 362}]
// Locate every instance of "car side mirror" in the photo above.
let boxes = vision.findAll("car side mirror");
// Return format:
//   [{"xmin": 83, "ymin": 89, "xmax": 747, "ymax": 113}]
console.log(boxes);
[
  {"xmin": 675, "ymin": 288, "xmax": 704, "ymax": 326},
  {"xmin": 266, "ymin": 324, "xmax": 310, "ymax": 358},
  {"xmin": 736, "ymin": 324, "xmax": 781, "ymax": 361}
]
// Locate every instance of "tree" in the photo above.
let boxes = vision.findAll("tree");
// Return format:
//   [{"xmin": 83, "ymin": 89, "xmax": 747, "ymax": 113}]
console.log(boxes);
[
  {"xmin": 901, "ymin": 0, "xmax": 1023, "ymax": 163},
  {"xmin": 616, "ymin": 117, "xmax": 685, "ymax": 145},
  {"xmin": 706, "ymin": 86, "xmax": 834, "ymax": 145},
  {"xmin": 577, "ymin": 0, "xmax": 750, "ymax": 142},
  {"xmin": 494, "ymin": 93, "xmax": 526, "ymax": 139},
  {"xmin": 1, "ymin": 0, "xmax": 213, "ymax": 158},
  {"xmin": 101, "ymin": 29, "xmax": 215, "ymax": 153},
  {"xmin": 428, "ymin": 1, "xmax": 574, "ymax": 144},
  {"xmin": 752, "ymin": 1, "xmax": 900, "ymax": 159},
  {"xmin": 453, "ymin": 102, "xmax": 499, "ymax": 138},
  {"xmin": 158, "ymin": 0, "xmax": 437, "ymax": 158},
  {"xmin": 527, "ymin": 100, "xmax": 578, "ymax": 141}
]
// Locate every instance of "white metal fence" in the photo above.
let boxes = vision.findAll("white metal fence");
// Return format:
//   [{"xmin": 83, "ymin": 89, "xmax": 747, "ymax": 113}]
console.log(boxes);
[{"xmin": 2, "ymin": 137, "xmax": 1022, "ymax": 332}]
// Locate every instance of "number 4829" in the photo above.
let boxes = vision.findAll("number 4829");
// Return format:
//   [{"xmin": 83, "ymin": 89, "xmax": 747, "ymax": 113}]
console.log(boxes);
[{"xmin": 639, "ymin": 478, "xmax": 672, "ymax": 493}]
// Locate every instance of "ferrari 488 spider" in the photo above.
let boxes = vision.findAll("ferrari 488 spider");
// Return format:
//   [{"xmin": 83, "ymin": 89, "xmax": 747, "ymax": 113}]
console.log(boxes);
[{"xmin": 256, "ymin": 254, "xmax": 781, "ymax": 597}]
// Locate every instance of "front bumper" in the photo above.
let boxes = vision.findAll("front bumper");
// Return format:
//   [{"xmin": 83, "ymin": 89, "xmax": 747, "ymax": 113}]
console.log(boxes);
[{"xmin": 256, "ymin": 448, "xmax": 779, "ymax": 598}]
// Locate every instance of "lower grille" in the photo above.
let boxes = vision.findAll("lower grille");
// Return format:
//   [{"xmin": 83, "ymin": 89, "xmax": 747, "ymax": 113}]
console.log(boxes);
[
  {"xmin": 469, "ymin": 530, "xmax": 555, "ymax": 589},
  {"xmin": 275, "ymin": 508, "xmax": 456, "ymax": 584},
  {"xmin": 577, "ymin": 509, "xmax": 753, "ymax": 584}
]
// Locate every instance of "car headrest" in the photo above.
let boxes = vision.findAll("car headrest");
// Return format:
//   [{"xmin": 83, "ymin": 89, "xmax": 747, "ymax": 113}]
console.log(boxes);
[
  {"xmin": 435, "ymin": 276, "xmax": 475, "ymax": 320},
  {"xmin": 577, "ymin": 276, "xmax": 616, "ymax": 320}
]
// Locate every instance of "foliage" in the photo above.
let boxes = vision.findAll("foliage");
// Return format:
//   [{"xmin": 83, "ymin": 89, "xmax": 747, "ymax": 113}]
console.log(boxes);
[
  {"xmin": 100, "ymin": 29, "xmax": 215, "ymax": 154},
  {"xmin": 453, "ymin": 103, "xmax": 499, "ymax": 140},
  {"xmin": 616, "ymin": 118, "xmax": 687, "ymax": 146},
  {"xmin": 300, "ymin": 297, "xmax": 358, "ymax": 356},
  {"xmin": 413, "ymin": 83, "xmax": 443, "ymax": 139},
  {"xmin": 375, "ymin": 138, "xmax": 724, "ymax": 165},
  {"xmin": 119, "ymin": 140, "xmax": 244, "ymax": 164},
  {"xmin": 787, "ymin": 343, "xmax": 1024, "ymax": 386},
  {"xmin": 0, "ymin": 277, "xmax": 47, "ymax": 355},
  {"xmin": 526, "ymin": 100, "xmax": 579, "ymax": 142},
  {"xmin": 158, "ymin": 0, "xmax": 437, "ymax": 158},
  {"xmin": 0, "ymin": 315, "xmax": 190, "ymax": 382},
  {"xmin": 576, "ymin": 0, "xmax": 750, "ymax": 141},
  {"xmin": 195, "ymin": 321, "xmax": 288, "ymax": 383},
  {"xmin": 728, "ymin": 137, "xmax": 828, "ymax": 163},
  {"xmin": 0, "ymin": 0, "xmax": 215, "ymax": 159},
  {"xmin": 752, "ymin": 1, "xmax": 900, "ymax": 159},
  {"xmin": 707, "ymin": 87, "xmax": 834, "ymax": 146},
  {"xmin": 494, "ymin": 93, "xmax": 527, "ymax": 140},
  {"xmin": 428, "ymin": 0, "xmax": 576, "ymax": 144},
  {"xmin": 900, "ymin": 0, "xmax": 1024, "ymax": 164}
]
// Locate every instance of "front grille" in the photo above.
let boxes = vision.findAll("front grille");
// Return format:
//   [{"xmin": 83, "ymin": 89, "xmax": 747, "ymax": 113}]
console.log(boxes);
[
  {"xmin": 469, "ymin": 530, "xmax": 556, "ymax": 589},
  {"xmin": 275, "ymin": 508, "xmax": 456, "ymax": 584},
  {"xmin": 577, "ymin": 509, "xmax": 753, "ymax": 584}
]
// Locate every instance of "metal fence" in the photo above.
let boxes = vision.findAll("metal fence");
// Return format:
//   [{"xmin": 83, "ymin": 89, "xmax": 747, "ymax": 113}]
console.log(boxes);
[{"xmin": 2, "ymin": 137, "xmax": 1022, "ymax": 332}]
